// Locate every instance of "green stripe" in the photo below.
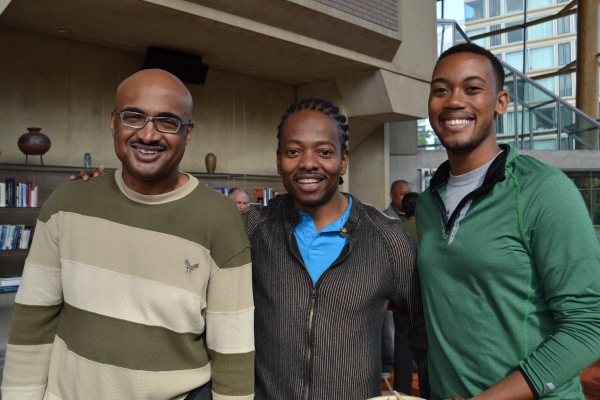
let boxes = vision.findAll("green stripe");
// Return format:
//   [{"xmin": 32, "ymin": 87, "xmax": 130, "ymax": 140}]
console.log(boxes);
[
  {"xmin": 208, "ymin": 349, "xmax": 255, "ymax": 396},
  {"xmin": 56, "ymin": 303, "xmax": 210, "ymax": 371},
  {"xmin": 9, "ymin": 303, "xmax": 63, "ymax": 345},
  {"xmin": 222, "ymin": 248, "xmax": 251, "ymax": 270},
  {"xmin": 39, "ymin": 173, "xmax": 250, "ymax": 268}
]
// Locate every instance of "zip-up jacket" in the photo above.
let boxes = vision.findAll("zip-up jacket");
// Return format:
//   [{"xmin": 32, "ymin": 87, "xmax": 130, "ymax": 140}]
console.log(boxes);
[
  {"xmin": 417, "ymin": 144, "xmax": 600, "ymax": 399},
  {"xmin": 244, "ymin": 194, "xmax": 428, "ymax": 399}
]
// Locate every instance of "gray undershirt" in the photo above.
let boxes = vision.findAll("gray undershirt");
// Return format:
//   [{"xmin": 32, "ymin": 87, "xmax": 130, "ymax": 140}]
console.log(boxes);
[{"xmin": 445, "ymin": 150, "xmax": 504, "ymax": 219}]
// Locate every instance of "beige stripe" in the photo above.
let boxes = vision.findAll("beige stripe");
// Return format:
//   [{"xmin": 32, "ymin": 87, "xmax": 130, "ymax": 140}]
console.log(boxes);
[
  {"xmin": 1, "ymin": 385, "xmax": 47, "ymax": 400},
  {"xmin": 47, "ymin": 337, "xmax": 211, "ymax": 400},
  {"xmin": 213, "ymin": 393, "xmax": 254, "ymax": 400},
  {"xmin": 3, "ymin": 343, "xmax": 54, "ymax": 387},
  {"xmin": 57, "ymin": 212, "xmax": 214, "ymax": 293},
  {"xmin": 115, "ymin": 169, "xmax": 199, "ymax": 205},
  {"xmin": 26, "ymin": 220, "xmax": 60, "ymax": 270},
  {"xmin": 16, "ymin": 263, "xmax": 62, "ymax": 306},
  {"xmin": 206, "ymin": 308, "xmax": 254, "ymax": 354},
  {"xmin": 207, "ymin": 263, "xmax": 253, "ymax": 312},
  {"xmin": 62, "ymin": 260, "xmax": 205, "ymax": 334}
]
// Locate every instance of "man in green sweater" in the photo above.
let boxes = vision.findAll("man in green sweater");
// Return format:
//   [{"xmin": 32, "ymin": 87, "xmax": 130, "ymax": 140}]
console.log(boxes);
[
  {"xmin": 1, "ymin": 69, "xmax": 255, "ymax": 400},
  {"xmin": 417, "ymin": 42, "xmax": 600, "ymax": 399}
]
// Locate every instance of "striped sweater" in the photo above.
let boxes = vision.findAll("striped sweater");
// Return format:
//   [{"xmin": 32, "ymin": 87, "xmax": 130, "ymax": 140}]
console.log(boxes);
[
  {"xmin": 244, "ymin": 194, "xmax": 428, "ymax": 399},
  {"xmin": 1, "ymin": 171, "xmax": 255, "ymax": 400}
]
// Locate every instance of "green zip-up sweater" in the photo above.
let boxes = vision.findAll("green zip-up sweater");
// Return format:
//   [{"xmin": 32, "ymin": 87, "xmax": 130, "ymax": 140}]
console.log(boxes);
[{"xmin": 417, "ymin": 144, "xmax": 600, "ymax": 399}]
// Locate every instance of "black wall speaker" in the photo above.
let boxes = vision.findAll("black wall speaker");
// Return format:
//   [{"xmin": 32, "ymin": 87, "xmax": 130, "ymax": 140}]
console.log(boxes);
[{"xmin": 143, "ymin": 47, "xmax": 209, "ymax": 86}]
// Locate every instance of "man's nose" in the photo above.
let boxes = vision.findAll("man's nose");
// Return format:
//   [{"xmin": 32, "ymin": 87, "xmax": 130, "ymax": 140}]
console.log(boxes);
[
  {"xmin": 298, "ymin": 152, "xmax": 319, "ymax": 170},
  {"xmin": 137, "ymin": 120, "xmax": 163, "ymax": 142},
  {"xmin": 445, "ymin": 90, "xmax": 466, "ymax": 109}
]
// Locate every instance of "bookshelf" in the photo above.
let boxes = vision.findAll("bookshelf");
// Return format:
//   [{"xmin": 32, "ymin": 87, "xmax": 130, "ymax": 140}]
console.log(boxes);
[{"xmin": 0, "ymin": 163, "xmax": 284, "ymax": 276}]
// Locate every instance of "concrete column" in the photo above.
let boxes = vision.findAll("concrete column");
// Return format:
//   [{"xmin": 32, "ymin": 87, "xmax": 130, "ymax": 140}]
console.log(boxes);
[
  {"xmin": 388, "ymin": 120, "xmax": 419, "ymax": 192},
  {"xmin": 575, "ymin": 0, "xmax": 599, "ymax": 120}
]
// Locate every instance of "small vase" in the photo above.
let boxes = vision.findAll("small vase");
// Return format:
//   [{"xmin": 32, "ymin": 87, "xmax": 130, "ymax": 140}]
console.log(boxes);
[
  {"xmin": 18, "ymin": 127, "xmax": 51, "ymax": 165},
  {"xmin": 205, "ymin": 153, "xmax": 217, "ymax": 174}
]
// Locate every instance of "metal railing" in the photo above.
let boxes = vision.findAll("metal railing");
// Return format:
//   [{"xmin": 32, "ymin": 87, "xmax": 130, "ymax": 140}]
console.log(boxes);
[{"xmin": 422, "ymin": 20, "xmax": 600, "ymax": 151}]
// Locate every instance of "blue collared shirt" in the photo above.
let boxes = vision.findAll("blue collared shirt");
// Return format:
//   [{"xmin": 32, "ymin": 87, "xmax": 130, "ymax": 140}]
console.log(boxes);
[{"xmin": 294, "ymin": 196, "xmax": 352, "ymax": 283}]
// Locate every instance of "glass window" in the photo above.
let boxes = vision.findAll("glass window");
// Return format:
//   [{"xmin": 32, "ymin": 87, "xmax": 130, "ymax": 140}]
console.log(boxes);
[
  {"xmin": 557, "ymin": 16, "xmax": 570, "ymax": 34},
  {"xmin": 505, "ymin": 0, "xmax": 524, "ymax": 13},
  {"xmin": 490, "ymin": 0, "xmax": 502, "ymax": 17},
  {"xmin": 494, "ymin": 53, "xmax": 503, "ymax": 61},
  {"xmin": 574, "ymin": 13, "xmax": 577, "ymax": 31},
  {"xmin": 528, "ymin": 45, "xmax": 555, "ymax": 70},
  {"xmin": 559, "ymin": 74, "xmax": 573, "ymax": 97},
  {"xmin": 533, "ymin": 77, "xmax": 556, "ymax": 98},
  {"xmin": 465, "ymin": 0, "xmax": 487, "ymax": 22},
  {"xmin": 557, "ymin": 0, "xmax": 569, "ymax": 3},
  {"xmin": 558, "ymin": 42, "xmax": 571, "ymax": 66},
  {"xmin": 490, "ymin": 24, "xmax": 502, "ymax": 46},
  {"xmin": 528, "ymin": 0, "xmax": 552, "ymax": 9},
  {"xmin": 528, "ymin": 15, "xmax": 554, "ymax": 40},
  {"xmin": 505, "ymin": 20, "xmax": 524, "ymax": 43},
  {"xmin": 467, "ymin": 28, "xmax": 487, "ymax": 47},
  {"xmin": 506, "ymin": 50, "xmax": 524, "ymax": 69}
]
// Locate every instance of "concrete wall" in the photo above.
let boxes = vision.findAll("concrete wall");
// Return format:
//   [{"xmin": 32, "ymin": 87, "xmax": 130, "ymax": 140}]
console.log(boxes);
[
  {"xmin": 349, "ymin": 125, "xmax": 388, "ymax": 209},
  {"xmin": 313, "ymin": 0, "xmax": 399, "ymax": 31},
  {"xmin": 0, "ymin": 26, "xmax": 295, "ymax": 175}
]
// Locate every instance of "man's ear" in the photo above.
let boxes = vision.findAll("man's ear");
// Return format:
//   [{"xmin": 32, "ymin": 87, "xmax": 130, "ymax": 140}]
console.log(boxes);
[
  {"xmin": 110, "ymin": 111, "xmax": 116, "ymax": 137},
  {"xmin": 340, "ymin": 149, "xmax": 349, "ymax": 176},
  {"xmin": 276, "ymin": 149, "xmax": 282, "ymax": 176},
  {"xmin": 185, "ymin": 122, "xmax": 194, "ymax": 145},
  {"xmin": 495, "ymin": 90, "xmax": 509, "ymax": 116}
]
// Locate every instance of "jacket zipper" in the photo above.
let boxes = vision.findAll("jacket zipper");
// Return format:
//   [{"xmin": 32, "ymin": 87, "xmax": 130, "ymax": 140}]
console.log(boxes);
[
  {"xmin": 288, "ymin": 231, "xmax": 352, "ymax": 400},
  {"xmin": 432, "ymin": 187, "xmax": 483, "ymax": 237}
]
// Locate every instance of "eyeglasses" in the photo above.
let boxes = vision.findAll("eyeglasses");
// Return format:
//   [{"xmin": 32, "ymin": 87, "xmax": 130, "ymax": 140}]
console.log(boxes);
[{"xmin": 114, "ymin": 110, "xmax": 190, "ymax": 134}]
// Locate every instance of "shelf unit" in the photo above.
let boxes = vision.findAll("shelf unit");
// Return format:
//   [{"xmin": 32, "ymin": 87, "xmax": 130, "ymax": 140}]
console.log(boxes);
[{"xmin": 0, "ymin": 163, "xmax": 284, "ymax": 275}]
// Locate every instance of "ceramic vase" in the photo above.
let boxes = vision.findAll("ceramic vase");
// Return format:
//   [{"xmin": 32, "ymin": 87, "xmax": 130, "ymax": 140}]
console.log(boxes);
[
  {"xmin": 18, "ymin": 128, "xmax": 51, "ymax": 155},
  {"xmin": 205, "ymin": 153, "xmax": 217, "ymax": 174}
]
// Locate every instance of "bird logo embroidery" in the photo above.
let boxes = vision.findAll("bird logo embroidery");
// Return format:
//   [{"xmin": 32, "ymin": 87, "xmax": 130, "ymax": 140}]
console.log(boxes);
[{"xmin": 185, "ymin": 259, "xmax": 199, "ymax": 273}]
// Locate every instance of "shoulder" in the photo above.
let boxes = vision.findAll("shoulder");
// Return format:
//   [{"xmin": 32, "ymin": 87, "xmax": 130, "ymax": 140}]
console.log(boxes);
[
  {"xmin": 508, "ymin": 154, "xmax": 577, "ymax": 197},
  {"xmin": 39, "ymin": 172, "xmax": 117, "ymax": 223},
  {"xmin": 243, "ymin": 194, "xmax": 289, "ymax": 236}
]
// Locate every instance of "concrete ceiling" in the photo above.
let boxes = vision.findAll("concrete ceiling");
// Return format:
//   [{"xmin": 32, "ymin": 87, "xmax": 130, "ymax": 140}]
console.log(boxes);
[{"xmin": 0, "ymin": 0, "xmax": 384, "ymax": 85}]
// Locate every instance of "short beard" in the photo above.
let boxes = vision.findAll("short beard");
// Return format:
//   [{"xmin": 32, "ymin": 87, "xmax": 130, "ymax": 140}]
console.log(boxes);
[{"xmin": 437, "ymin": 120, "xmax": 494, "ymax": 154}]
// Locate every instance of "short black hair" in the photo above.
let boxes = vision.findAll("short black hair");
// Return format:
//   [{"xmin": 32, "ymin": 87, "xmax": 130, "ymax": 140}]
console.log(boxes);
[
  {"xmin": 390, "ymin": 180, "xmax": 409, "ymax": 194},
  {"xmin": 402, "ymin": 192, "xmax": 419, "ymax": 218},
  {"xmin": 436, "ymin": 43, "xmax": 505, "ymax": 92},
  {"xmin": 277, "ymin": 98, "xmax": 350, "ymax": 152}
]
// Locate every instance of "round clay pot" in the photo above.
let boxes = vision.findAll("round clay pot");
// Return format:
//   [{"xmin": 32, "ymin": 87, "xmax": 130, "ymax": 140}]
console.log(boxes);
[
  {"xmin": 18, "ymin": 128, "xmax": 51, "ymax": 155},
  {"xmin": 205, "ymin": 153, "xmax": 217, "ymax": 174}
]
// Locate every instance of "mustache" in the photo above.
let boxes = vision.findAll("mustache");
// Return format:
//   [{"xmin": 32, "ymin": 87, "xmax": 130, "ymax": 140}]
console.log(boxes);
[
  {"xmin": 293, "ymin": 171, "xmax": 327, "ymax": 180},
  {"xmin": 130, "ymin": 139, "xmax": 167, "ymax": 149}
]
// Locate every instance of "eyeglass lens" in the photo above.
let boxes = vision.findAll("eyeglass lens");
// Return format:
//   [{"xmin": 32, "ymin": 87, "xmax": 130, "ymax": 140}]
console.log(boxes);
[{"xmin": 120, "ymin": 111, "xmax": 181, "ymax": 133}]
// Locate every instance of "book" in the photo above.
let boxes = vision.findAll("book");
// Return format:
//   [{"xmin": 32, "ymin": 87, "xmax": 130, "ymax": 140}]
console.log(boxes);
[
  {"xmin": 0, "ymin": 277, "xmax": 21, "ymax": 287},
  {"xmin": 0, "ymin": 286, "xmax": 19, "ymax": 294},
  {"xmin": 0, "ymin": 183, "xmax": 5, "ymax": 207},
  {"xmin": 31, "ymin": 186, "xmax": 38, "ymax": 207},
  {"xmin": 0, "ymin": 225, "xmax": 7, "ymax": 249},
  {"xmin": 3, "ymin": 226, "xmax": 14, "ymax": 250},
  {"xmin": 5, "ymin": 178, "xmax": 17, "ymax": 207}
]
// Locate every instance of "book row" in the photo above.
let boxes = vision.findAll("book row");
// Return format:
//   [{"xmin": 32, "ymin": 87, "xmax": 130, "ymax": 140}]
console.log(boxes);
[
  {"xmin": 1, "ymin": 179, "xmax": 39, "ymax": 207},
  {"xmin": 0, "ymin": 225, "xmax": 34, "ymax": 250}
]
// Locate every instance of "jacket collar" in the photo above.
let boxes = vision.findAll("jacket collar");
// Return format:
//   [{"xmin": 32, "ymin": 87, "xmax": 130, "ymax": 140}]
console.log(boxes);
[
  {"xmin": 278, "ymin": 192, "xmax": 361, "ymax": 238},
  {"xmin": 430, "ymin": 143, "xmax": 512, "ymax": 194}
]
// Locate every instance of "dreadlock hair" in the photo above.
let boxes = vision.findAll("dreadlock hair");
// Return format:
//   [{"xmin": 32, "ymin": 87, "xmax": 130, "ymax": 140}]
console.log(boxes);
[
  {"xmin": 277, "ymin": 98, "xmax": 350, "ymax": 152},
  {"xmin": 277, "ymin": 98, "xmax": 350, "ymax": 185},
  {"xmin": 436, "ymin": 42, "xmax": 505, "ymax": 93}
]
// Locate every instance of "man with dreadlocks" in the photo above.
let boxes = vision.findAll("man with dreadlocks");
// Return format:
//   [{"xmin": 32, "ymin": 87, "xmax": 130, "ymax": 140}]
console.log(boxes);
[{"xmin": 243, "ymin": 98, "xmax": 428, "ymax": 399}]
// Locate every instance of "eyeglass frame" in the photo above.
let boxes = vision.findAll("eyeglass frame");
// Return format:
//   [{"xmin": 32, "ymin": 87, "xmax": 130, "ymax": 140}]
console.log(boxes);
[{"xmin": 113, "ymin": 109, "xmax": 191, "ymax": 134}]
